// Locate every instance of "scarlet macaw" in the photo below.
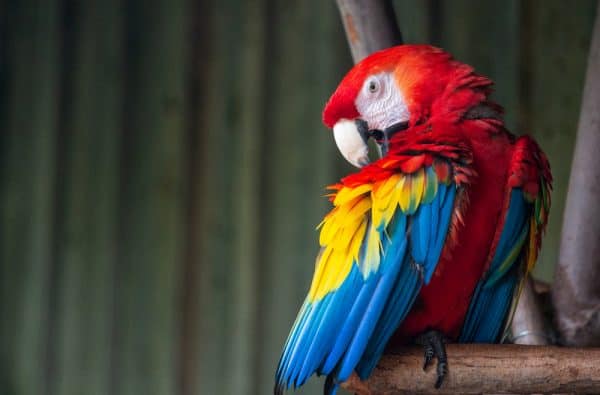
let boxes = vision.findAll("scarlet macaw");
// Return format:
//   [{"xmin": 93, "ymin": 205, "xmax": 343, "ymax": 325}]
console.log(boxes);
[{"xmin": 274, "ymin": 45, "xmax": 551, "ymax": 394}]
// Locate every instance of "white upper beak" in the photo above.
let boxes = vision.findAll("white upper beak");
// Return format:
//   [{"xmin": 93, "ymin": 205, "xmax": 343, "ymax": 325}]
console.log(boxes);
[{"xmin": 333, "ymin": 119, "xmax": 370, "ymax": 168}]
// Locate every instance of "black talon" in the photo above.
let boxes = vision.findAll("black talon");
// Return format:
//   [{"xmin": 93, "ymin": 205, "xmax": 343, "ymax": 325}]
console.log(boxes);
[
  {"xmin": 422, "ymin": 343, "xmax": 434, "ymax": 370},
  {"xmin": 435, "ymin": 360, "xmax": 448, "ymax": 389},
  {"xmin": 415, "ymin": 330, "xmax": 449, "ymax": 389}
]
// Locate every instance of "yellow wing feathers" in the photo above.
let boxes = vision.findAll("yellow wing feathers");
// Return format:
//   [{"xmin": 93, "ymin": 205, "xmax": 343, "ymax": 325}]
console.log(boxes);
[{"xmin": 308, "ymin": 167, "xmax": 438, "ymax": 301}]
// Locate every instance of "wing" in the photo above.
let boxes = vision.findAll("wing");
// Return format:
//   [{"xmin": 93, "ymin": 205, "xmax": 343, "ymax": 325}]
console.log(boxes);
[
  {"xmin": 459, "ymin": 136, "xmax": 552, "ymax": 343},
  {"xmin": 275, "ymin": 141, "xmax": 474, "ymax": 395}
]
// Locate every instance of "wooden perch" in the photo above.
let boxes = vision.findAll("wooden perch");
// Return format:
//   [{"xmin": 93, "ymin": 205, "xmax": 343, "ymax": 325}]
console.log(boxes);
[
  {"xmin": 553, "ymin": 0, "xmax": 600, "ymax": 347},
  {"xmin": 342, "ymin": 344, "xmax": 600, "ymax": 394}
]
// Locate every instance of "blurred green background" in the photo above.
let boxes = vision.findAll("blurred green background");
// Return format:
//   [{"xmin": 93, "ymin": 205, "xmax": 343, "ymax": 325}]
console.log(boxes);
[{"xmin": 0, "ymin": 0, "xmax": 596, "ymax": 394}]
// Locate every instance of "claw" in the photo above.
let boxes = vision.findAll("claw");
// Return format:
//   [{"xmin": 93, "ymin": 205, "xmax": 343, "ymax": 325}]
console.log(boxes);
[
  {"xmin": 416, "ymin": 330, "xmax": 449, "ymax": 389},
  {"xmin": 422, "ymin": 344, "xmax": 434, "ymax": 370},
  {"xmin": 435, "ymin": 360, "xmax": 448, "ymax": 389}
]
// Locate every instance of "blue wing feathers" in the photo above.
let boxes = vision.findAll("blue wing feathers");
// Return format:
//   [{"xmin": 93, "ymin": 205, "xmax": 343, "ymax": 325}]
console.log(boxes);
[
  {"xmin": 277, "ymin": 270, "xmax": 362, "ymax": 389},
  {"xmin": 355, "ymin": 256, "xmax": 422, "ymax": 378},
  {"xmin": 337, "ymin": 274, "xmax": 393, "ymax": 380},
  {"xmin": 302, "ymin": 273, "xmax": 362, "ymax": 379},
  {"xmin": 476, "ymin": 269, "xmax": 518, "ymax": 342},
  {"xmin": 484, "ymin": 190, "xmax": 527, "ymax": 287},
  {"xmin": 278, "ymin": 179, "xmax": 536, "ymax": 393},
  {"xmin": 276, "ymin": 175, "xmax": 458, "ymax": 394},
  {"xmin": 459, "ymin": 189, "xmax": 530, "ymax": 343},
  {"xmin": 335, "ymin": 215, "xmax": 410, "ymax": 380},
  {"xmin": 428, "ymin": 183, "xmax": 441, "ymax": 261},
  {"xmin": 297, "ymin": 291, "xmax": 344, "ymax": 383},
  {"xmin": 426, "ymin": 184, "xmax": 456, "ymax": 283},
  {"xmin": 351, "ymin": 185, "xmax": 455, "ymax": 379},
  {"xmin": 410, "ymin": 203, "xmax": 430, "ymax": 263},
  {"xmin": 289, "ymin": 302, "xmax": 327, "ymax": 384},
  {"xmin": 460, "ymin": 267, "xmax": 518, "ymax": 342},
  {"xmin": 301, "ymin": 271, "xmax": 363, "ymax": 385},
  {"xmin": 320, "ymin": 273, "xmax": 377, "ymax": 374}
]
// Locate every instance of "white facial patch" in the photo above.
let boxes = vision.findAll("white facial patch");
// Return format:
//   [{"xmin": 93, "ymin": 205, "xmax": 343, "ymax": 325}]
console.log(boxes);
[
  {"xmin": 333, "ymin": 119, "xmax": 370, "ymax": 168},
  {"xmin": 354, "ymin": 72, "xmax": 409, "ymax": 131}
]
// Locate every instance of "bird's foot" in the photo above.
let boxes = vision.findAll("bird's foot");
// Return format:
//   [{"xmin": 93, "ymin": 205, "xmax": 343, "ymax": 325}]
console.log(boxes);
[{"xmin": 415, "ymin": 330, "xmax": 448, "ymax": 389}]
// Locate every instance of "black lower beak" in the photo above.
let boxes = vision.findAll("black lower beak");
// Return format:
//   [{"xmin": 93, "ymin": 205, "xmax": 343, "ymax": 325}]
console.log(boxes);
[
  {"xmin": 354, "ymin": 119, "xmax": 370, "ymax": 144},
  {"xmin": 355, "ymin": 120, "xmax": 410, "ymax": 157}
]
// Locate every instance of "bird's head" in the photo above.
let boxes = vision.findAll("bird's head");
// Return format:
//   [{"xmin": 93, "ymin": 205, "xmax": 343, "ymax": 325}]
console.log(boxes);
[{"xmin": 322, "ymin": 45, "xmax": 493, "ymax": 167}]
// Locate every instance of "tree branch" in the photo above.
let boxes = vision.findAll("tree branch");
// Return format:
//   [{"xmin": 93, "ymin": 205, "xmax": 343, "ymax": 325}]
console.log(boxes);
[
  {"xmin": 553, "ymin": 1, "xmax": 600, "ymax": 347},
  {"xmin": 342, "ymin": 345, "xmax": 600, "ymax": 394},
  {"xmin": 511, "ymin": 277, "xmax": 551, "ymax": 345},
  {"xmin": 335, "ymin": 0, "xmax": 402, "ymax": 62}
]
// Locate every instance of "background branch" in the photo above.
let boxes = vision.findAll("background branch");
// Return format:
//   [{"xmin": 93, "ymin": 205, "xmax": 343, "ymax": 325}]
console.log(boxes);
[
  {"xmin": 553, "ymin": 0, "xmax": 600, "ymax": 347},
  {"xmin": 335, "ymin": 0, "xmax": 402, "ymax": 63},
  {"xmin": 511, "ymin": 277, "xmax": 551, "ymax": 345}
]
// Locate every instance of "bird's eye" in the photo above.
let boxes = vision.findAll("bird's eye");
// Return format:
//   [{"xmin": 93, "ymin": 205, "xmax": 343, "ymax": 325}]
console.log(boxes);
[{"xmin": 367, "ymin": 78, "xmax": 379, "ymax": 93}]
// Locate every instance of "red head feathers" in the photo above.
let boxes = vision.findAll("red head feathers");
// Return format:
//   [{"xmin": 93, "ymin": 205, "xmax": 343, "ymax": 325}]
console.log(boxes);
[{"xmin": 322, "ymin": 45, "xmax": 496, "ymax": 129}]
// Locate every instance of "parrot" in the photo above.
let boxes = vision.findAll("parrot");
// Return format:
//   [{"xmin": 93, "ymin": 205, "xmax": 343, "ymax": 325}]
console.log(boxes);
[{"xmin": 274, "ymin": 45, "xmax": 552, "ymax": 395}]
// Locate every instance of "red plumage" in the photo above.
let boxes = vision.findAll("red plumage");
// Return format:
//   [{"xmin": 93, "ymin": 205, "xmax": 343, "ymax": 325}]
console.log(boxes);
[
  {"xmin": 323, "ymin": 45, "xmax": 552, "ymax": 344},
  {"xmin": 275, "ymin": 45, "xmax": 552, "ymax": 395}
]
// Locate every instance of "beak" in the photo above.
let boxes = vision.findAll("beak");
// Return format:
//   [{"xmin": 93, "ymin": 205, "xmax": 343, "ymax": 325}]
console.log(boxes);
[
  {"xmin": 333, "ymin": 119, "xmax": 370, "ymax": 168},
  {"xmin": 333, "ymin": 119, "xmax": 411, "ymax": 168}
]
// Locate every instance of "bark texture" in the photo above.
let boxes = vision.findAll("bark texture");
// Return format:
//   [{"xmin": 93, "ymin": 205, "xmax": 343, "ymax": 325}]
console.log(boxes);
[{"xmin": 342, "ymin": 345, "xmax": 600, "ymax": 394}]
